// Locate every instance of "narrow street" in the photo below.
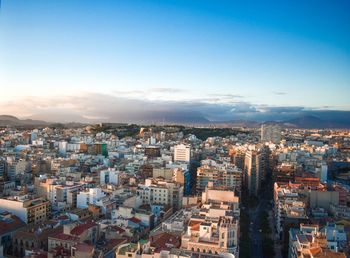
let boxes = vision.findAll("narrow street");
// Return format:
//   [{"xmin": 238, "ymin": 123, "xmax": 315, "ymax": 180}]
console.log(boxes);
[{"xmin": 248, "ymin": 196, "xmax": 269, "ymax": 258}]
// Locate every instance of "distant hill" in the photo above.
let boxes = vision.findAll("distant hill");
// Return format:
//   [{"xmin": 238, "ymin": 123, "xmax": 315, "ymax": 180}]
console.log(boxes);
[
  {"xmin": 0, "ymin": 115, "xmax": 48, "ymax": 126},
  {"xmin": 283, "ymin": 114, "xmax": 350, "ymax": 129},
  {"xmin": 1, "ymin": 111, "xmax": 350, "ymax": 129}
]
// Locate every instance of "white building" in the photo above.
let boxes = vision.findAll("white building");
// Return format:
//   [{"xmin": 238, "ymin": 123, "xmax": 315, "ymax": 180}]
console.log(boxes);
[
  {"xmin": 77, "ymin": 188, "xmax": 106, "ymax": 208},
  {"xmin": 66, "ymin": 143, "xmax": 81, "ymax": 152},
  {"xmin": 58, "ymin": 141, "xmax": 68, "ymax": 156},
  {"xmin": 174, "ymin": 144, "xmax": 191, "ymax": 162},
  {"xmin": 137, "ymin": 178, "xmax": 183, "ymax": 210},
  {"xmin": 100, "ymin": 168, "xmax": 120, "ymax": 185}
]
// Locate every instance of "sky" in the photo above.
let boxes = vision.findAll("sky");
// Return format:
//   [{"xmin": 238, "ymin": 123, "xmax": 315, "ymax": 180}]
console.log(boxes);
[{"xmin": 0, "ymin": 0, "xmax": 350, "ymax": 122}]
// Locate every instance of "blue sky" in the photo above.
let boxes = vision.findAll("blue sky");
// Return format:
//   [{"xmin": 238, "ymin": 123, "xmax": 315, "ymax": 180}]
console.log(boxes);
[{"xmin": 0, "ymin": 0, "xmax": 350, "ymax": 121}]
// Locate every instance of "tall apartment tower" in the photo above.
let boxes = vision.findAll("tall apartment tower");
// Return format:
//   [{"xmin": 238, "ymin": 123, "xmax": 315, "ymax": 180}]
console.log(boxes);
[
  {"xmin": 261, "ymin": 123, "xmax": 281, "ymax": 143},
  {"xmin": 229, "ymin": 149, "xmax": 245, "ymax": 171},
  {"xmin": 174, "ymin": 144, "xmax": 191, "ymax": 162},
  {"xmin": 0, "ymin": 158, "xmax": 7, "ymax": 182},
  {"xmin": 244, "ymin": 150, "xmax": 262, "ymax": 196}
]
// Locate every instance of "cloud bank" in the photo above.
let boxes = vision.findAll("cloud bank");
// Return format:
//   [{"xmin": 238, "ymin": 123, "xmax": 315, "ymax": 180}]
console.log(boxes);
[{"xmin": 1, "ymin": 92, "xmax": 349, "ymax": 125}]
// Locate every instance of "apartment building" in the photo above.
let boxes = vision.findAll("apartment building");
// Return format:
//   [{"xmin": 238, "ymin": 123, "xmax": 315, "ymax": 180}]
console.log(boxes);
[
  {"xmin": 274, "ymin": 182, "xmax": 308, "ymax": 239},
  {"xmin": 289, "ymin": 223, "xmax": 347, "ymax": 258},
  {"xmin": 137, "ymin": 178, "xmax": 183, "ymax": 210},
  {"xmin": 174, "ymin": 144, "xmax": 191, "ymax": 162},
  {"xmin": 0, "ymin": 195, "xmax": 50, "ymax": 225},
  {"xmin": 181, "ymin": 184, "xmax": 240, "ymax": 257},
  {"xmin": 196, "ymin": 159, "xmax": 242, "ymax": 195}
]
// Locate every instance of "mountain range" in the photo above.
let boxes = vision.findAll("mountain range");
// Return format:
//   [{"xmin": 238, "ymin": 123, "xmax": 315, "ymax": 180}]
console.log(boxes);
[
  {"xmin": 0, "ymin": 115, "xmax": 48, "ymax": 126},
  {"xmin": 1, "ymin": 113, "xmax": 350, "ymax": 128}
]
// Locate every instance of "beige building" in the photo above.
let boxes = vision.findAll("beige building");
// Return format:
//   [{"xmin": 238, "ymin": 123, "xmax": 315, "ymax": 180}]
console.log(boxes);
[
  {"xmin": 34, "ymin": 176, "xmax": 84, "ymax": 209},
  {"xmin": 152, "ymin": 168, "xmax": 173, "ymax": 181},
  {"xmin": 172, "ymin": 168, "xmax": 185, "ymax": 184},
  {"xmin": 196, "ymin": 160, "xmax": 242, "ymax": 195},
  {"xmin": 181, "ymin": 184, "xmax": 240, "ymax": 257},
  {"xmin": 0, "ymin": 195, "xmax": 50, "ymax": 225},
  {"xmin": 174, "ymin": 144, "xmax": 191, "ymax": 162},
  {"xmin": 48, "ymin": 221, "xmax": 99, "ymax": 251},
  {"xmin": 137, "ymin": 178, "xmax": 183, "ymax": 210}
]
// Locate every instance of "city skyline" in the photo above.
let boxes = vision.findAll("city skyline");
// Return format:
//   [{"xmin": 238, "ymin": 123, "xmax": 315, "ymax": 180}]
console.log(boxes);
[{"xmin": 1, "ymin": 0, "xmax": 350, "ymax": 124}]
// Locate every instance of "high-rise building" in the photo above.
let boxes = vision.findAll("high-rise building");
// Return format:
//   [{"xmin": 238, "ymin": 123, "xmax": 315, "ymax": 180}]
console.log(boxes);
[
  {"xmin": 0, "ymin": 157, "xmax": 7, "ymax": 182},
  {"xmin": 58, "ymin": 141, "xmax": 67, "ymax": 157},
  {"xmin": 229, "ymin": 149, "xmax": 245, "ymax": 171},
  {"xmin": 261, "ymin": 123, "xmax": 281, "ymax": 143},
  {"xmin": 174, "ymin": 144, "xmax": 191, "ymax": 162},
  {"xmin": 196, "ymin": 160, "xmax": 242, "ymax": 195},
  {"xmin": 244, "ymin": 150, "xmax": 262, "ymax": 196}
]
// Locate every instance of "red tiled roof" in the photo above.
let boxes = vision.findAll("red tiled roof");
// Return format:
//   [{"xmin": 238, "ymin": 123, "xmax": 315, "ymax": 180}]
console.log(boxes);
[
  {"xmin": 0, "ymin": 214, "xmax": 26, "ymax": 235},
  {"xmin": 188, "ymin": 220, "xmax": 201, "ymax": 231},
  {"xmin": 128, "ymin": 217, "xmax": 141, "ymax": 224},
  {"xmin": 75, "ymin": 243, "xmax": 94, "ymax": 253},
  {"xmin": 188, "ymin": 220, "xmax": 202, "ymax": 227},
  {"xmin": 151, "ymin": 232, "xmax": 181, "ymax": 252},
  {"xmin": 49, "ymin": 246, "xmax": 70, "ymax": 256},
  {"xmin": 107, "ymin": 238, "xmax": 128, "ymax": 247},
  {"xmin": 57, "ymin": 215, "xmax": 69, "ymax": 220},
  {"xmin": 70, "ymin": 221, "xmax": 97, "ymax": 236},
  {"xmin": 309, "ymin": 247, "xmax": 322, "ymax": 256},
  {"xmin": 51, "ymin": 233, "xmax": 80, "ymax": 242},
  {"xmin": 110, "ymin": 225, "xmax": 126, "ymax": 234}
]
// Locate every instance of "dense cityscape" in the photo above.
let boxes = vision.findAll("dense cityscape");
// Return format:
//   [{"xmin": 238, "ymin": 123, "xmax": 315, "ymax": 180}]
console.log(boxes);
[
  {"xmin": 0, "ymin": 123, "xmax": 349, "ymax": 258},
  {"xmin": 2, "ymin": 0, "xmax": 350, "ymax": 258}
]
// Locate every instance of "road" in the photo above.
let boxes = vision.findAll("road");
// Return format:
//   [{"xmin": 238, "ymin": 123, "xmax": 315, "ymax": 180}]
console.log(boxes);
[
  {"xmin": 249, "ymin": 196, "xmax": 269, "ymax": 258},
  {"xmin": 247, "ymin": 179, "xmax": 278, "ymax": 258}
]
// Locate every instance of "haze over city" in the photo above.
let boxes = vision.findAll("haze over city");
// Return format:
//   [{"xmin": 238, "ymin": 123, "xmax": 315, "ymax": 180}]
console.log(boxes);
[{"xmin": 1, "ymin": 0, "xmax": 350, "ymax": 124}]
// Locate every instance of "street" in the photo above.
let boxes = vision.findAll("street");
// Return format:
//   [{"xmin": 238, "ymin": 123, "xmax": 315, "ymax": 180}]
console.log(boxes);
[{"xmin": 249, "ymin": 196, "xmax": 268, "ymax": 258}]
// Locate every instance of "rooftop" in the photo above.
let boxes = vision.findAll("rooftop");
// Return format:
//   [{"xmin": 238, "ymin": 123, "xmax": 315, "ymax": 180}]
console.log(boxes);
[{"xmin": 70, "ymin": 221, "xmax": 97, "ymax": 235}]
